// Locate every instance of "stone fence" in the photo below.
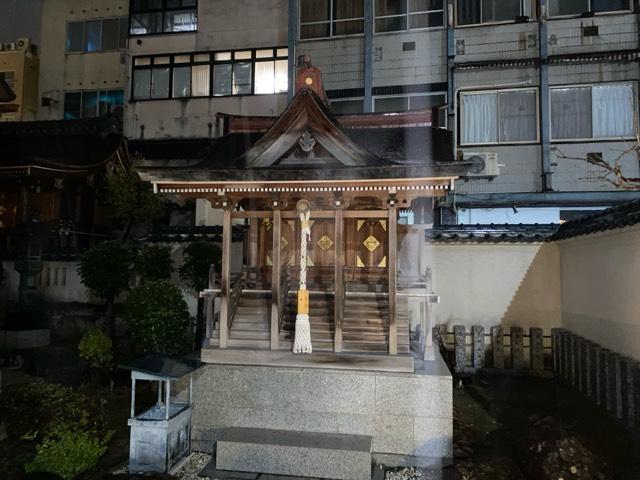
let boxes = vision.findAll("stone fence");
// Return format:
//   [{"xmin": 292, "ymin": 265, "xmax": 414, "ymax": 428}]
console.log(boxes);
[
  {"xmin": 551, "ymin": 329, "xmax": 640, "ymax": 436},
  {"xmin": 433, "ymin": 325, "xmax": 551, "ymax": 376}
]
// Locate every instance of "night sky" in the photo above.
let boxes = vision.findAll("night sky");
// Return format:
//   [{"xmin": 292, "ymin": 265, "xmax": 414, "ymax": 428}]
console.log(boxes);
[{"xmin": 0, "ymin": 0, "xmax": 43, "ymax": 45}]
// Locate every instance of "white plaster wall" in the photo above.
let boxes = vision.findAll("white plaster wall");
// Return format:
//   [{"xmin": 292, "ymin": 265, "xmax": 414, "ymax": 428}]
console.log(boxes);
[
  {"xmin": 547, "ymin": 13, "xmax": 638, "ymax": 56},
  {"xmin": 125, "ymin": 94, "xmax": 288, "ymax": 139},
  {"xmin": 372, "ymin": 30, "xmax": 447, "ymax": 86},
  {"xmin": 454, "ymin": 22, "xmax": 539, "ymax": 62},
  {"xmin": 558, "ymin": 225, "xmax": 640, "ymax": 361},
  {"xmin": 422, "ymin": 242, "xmax": 562, "ymax": 332}
]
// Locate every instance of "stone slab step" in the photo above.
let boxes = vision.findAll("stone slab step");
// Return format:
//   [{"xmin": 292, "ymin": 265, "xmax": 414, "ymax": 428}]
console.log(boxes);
[{"xmin": 216, "ymin": 427, "xmax": 372, "ymax": 480}]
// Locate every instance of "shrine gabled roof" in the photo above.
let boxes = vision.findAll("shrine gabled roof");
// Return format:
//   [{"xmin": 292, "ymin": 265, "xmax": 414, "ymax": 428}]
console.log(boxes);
[{"xmin": 135, "ymin": 101, "xmax": 460, "ymax": 184}]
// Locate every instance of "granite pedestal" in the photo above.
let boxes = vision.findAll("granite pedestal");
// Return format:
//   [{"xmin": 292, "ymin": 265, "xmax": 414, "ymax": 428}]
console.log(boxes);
[{"xmin": 189, "ymin": 349, "xmax": 453, "ymax": 471}]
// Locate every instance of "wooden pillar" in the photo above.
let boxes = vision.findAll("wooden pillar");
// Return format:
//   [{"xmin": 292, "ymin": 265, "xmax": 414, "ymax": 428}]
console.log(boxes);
[
  {"xmin": 388, "ymin": 199, "xmax": 398, "ymax": 355},
  {"xmin": 248, "ymin": 218, "xmax": 259, "ymax": 269},
  {"xmin": 219, "ymin": 206, "xmax": 232, "ymax": 348},
  {"xmin": 270, "ymin": 207, "xmax": 282, "ymax": 350},
  {"xmin": 334, "ymin": 206, "xmax": 344, "ymax": 352}
]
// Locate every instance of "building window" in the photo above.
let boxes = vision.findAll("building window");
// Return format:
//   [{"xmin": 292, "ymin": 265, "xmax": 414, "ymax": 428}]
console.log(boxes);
[
  {"xmin": 374, "ymin": 92, "xmax": 446, "ymax": 112},
  {"xmin": 300, "ymin": 0, "xmax": 364, "ymax": 39},
  {"xmin": 132, "ymin": 48, "xmax": 288, "ymax": 100},
  {"xmin": 460, "ymin": 88, "xmax": 538, "ymax": 145},
  {"xmin": 65, "ymin": 18, "xmax": 128, "ymax": 53},
  {"xmin": 331, "ymin": 98, "xmax": 364, "ymax": 114},
  {"xmin": 457, "ymin": 0, "xmax": 533, "ymax": 26},
  {"xmin": 129, "ymin": 0, "xmax": 197, "ymax": 35},
  {"xmin": 548, "ymin": 0, "xmax": 629, "ymax": 17},
  {"xmin": 550, "ymin": 83, "xmax": 635, "ymax": 141},
  {"xmin": 64, "ymin": 90, "xmax": 124, "ymax": 119},
  {"xmin": 375, "ymin": 0, "xmax": 444, "ymax": 33}
]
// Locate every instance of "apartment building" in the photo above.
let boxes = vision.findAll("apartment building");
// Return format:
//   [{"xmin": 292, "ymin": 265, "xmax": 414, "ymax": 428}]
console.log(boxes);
[
  {"xmin": 0, "ymin": 38, "xmax": 39, "ymax": 121},
  {"xmin": 31, "ymin": 0, "xmax": 640, "ymax": 223},
  {"xmin": 37, "ymin": 0, "xmax": 129, "ymax": 121}
]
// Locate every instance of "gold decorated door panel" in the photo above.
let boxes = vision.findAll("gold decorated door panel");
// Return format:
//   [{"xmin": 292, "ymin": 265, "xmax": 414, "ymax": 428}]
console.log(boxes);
[{"xmin": 346, "ymin": 218, "xmax": 388, "ymax": 268}]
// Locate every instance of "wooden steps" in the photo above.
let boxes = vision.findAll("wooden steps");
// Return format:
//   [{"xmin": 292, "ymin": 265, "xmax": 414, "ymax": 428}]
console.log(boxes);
[{"xmin": 211, "ymin": 288, "xmax": 410, "ymax": 354}]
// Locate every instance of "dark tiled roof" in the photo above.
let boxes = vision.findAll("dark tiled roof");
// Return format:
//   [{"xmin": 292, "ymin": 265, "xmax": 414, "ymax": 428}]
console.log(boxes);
[
  {"xmin": 427, "ymin": 224, "xmax": 558, "ymax": 243},
  {"xmin": 0, "ymin": 116, "xmax": 123, "ymax": 172},
  {"xmin": 132, "ymin": 127, "xmax": 453, "ymax": 167},
  {"xmin": 552, "ymin": 200, "xmax": 640, "ymax": 240}
]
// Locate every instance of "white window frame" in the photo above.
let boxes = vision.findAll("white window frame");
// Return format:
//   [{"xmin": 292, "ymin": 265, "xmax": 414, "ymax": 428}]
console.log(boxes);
[
  {"xmin": 459, "ymin": 87, "xmax": 540, "ymax": 146},
  {"xmin": 549, "ymin": 81, "xmax": 638, "ymax": 142},
  {"xmin": 299, "ymin": 0, "xmax": 365, "ymax": 40},
  {"xmin": 547, "ymin": 0, "xmax": 632, "ymax": 19},
  {"xmin": 374, "ymin": 0, "xmax": 445, "ymax": 34},
  {"xmin": 455, "ymin": 0, "xmax": 535, "ymax": 28}
]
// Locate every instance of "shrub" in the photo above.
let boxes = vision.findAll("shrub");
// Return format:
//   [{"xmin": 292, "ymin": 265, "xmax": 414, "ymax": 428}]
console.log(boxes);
[
  {"xmin": 0, "ymin": 384, "xmax": 98, "ymax": 441},
  {"xmin": 78, "ymin": 328, "xmax": 113, "ymax": 369},
  {"xmin": 25, "ymin": 424, "xmax": 111, "ymax": 480},
  {"xmin": 125, "ymin": 279, "xmax": 191, "ymax": 355},
  {"xmin": 179, "ymin": 241, "xmax": 222, "ymax": 293},
  {"xmin": 78, "ymin": 241, "xmax": 133, "ymax": 338},
  {"xmin": 134, "ymin": 245, "xmax": 173, "ymax": 281}
]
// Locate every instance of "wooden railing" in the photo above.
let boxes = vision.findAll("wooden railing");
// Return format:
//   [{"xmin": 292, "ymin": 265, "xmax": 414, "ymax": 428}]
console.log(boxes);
[
  {"xmin": 227, "ymin": 267, "xmax": 247, "ymax": 333},
  {"xmin": 278, "ymin": 266, "xmax": 290, "ymax": 332}
]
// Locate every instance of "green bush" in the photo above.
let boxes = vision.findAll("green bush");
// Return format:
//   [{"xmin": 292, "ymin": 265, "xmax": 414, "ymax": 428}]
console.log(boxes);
[
  {"xmin": 134, "ymin": 245, "xmax": 173, "ymax": 281},
  {"xmin": 179, "ymin": 241, "xmax": 222, "ymax": 292},
  {"xmin": 125, "ymin": 279, "xmax": 191, "ymax": 355},
  {"xmin": 0, "ymin": 384, "xmax": 98, "ymax": 441},
  {"xmin": 78, "ymin": 241, "xmax": 133, "ymax": 301},
  {"xmin": 78, "ymin": 328, "xmax": 113, "ymax": 369},
  {"xmin": 25, "ymin": 424, "xmax": 111, "ymax": 480}
]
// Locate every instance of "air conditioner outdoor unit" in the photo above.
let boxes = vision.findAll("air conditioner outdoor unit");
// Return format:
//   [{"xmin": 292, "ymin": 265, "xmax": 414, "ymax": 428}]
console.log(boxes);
[
  {"xmin": 464, "ymin": 151, "xmax": 500, "ymax": 177},
  {"xmin": 3, "ymin": 43, "xmax": 16, "ymax": 51},
  {"xmin": 16, "ymin": 37, "xmax": 31, "ymax": 50}
]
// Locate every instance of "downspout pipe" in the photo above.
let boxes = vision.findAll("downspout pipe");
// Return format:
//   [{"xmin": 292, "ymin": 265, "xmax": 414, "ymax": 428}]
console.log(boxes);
[
  {"xmin": 539, "ymin": 0, "xmax": 553, "ymax": 191},
  {"xmin": 288, "ymin": 0, "xmax": 299, "ymax": 101}
]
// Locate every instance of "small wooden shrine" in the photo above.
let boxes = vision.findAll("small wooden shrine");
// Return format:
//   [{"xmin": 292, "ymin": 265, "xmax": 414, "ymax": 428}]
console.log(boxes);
[{"xmin": 138, "ymin": 60, "xmax": 468, "ymax": 359}]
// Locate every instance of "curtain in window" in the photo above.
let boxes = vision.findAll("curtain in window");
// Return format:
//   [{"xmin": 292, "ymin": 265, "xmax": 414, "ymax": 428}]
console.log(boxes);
[
  {"xmin": 255, "ymin": 62, "xmax": 275, "ymax": 94},
  {"xmin": 461, "ymin": 93, "xmax": 497, "ymax": 144},
  {"xmin": 482, "ymin": 0, "xmax": 520, "ymax": 22},
  {"xmin": 551, "ymin": 87, "xmax": 592, "ymax": 139},
  {"xmin": 548, "ymin": 0, "xmax": 588, "ymax": 17},
  {"xmin": 274, "ymin": 60, "xmax": 288, "ymax": 93},
  {"xmin": 592, "ymin": 84, "xmax": 634, "ymax": 138},
  {"xmin": 151, "ymin": 67, "xmax": 170, "ymax": 99},
  {"xmin": 133, "ymin": 70, "xmax": 151, "ymax": 99},
  {"xmin": 191, "ymin": 65, "xmax": 210, "ymax": 96},
  {"xmin": 499, "ymin": 90, "xmax": 536, "ymax": 142},
  {"xmin": 173, "ymin": 66, "xmax": 191, "ymax": 98},
  {"xmin": 457, "ymin": 0, "xmax": 480, "ymax": 24}
]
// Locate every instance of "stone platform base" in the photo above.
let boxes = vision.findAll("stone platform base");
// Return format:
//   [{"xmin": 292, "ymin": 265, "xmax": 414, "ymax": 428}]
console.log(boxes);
[
  {"xmin": 216, "ymin": 427, "xmax": 372, "ymax": 480},
  {"xmin": 190, "ymin": 350, "xmax": 453, "ymax": 469}
]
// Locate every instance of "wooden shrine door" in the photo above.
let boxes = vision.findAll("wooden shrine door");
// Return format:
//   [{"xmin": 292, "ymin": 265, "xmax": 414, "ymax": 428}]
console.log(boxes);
[{"xmin": 346, "ymin": 218, "xmax": 388, "ymax": 268}]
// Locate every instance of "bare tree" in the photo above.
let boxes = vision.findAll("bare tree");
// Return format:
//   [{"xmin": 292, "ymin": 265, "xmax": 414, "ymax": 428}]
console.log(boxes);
[{"xmin": 552, "ymin": 134, "xmax": 640, "ymax": 190}]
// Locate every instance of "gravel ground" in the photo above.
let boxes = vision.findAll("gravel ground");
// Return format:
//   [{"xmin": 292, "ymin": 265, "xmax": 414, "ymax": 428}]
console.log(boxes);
[{"xmin": 176, "ymin": 453, "xmax": 212, "ymax": 480}]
